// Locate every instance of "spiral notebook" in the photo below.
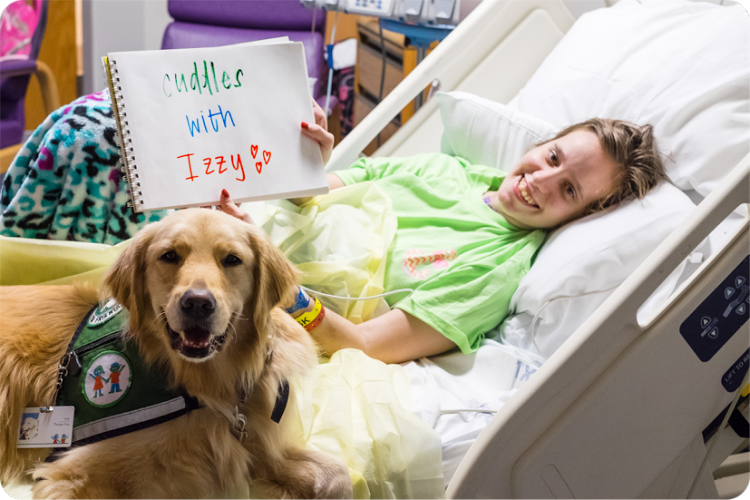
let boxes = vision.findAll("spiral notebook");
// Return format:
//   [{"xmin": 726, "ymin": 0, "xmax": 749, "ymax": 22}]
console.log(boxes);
[{"xmin": 103, "ymin": 40, "xmax": 328, "ymax": 212}]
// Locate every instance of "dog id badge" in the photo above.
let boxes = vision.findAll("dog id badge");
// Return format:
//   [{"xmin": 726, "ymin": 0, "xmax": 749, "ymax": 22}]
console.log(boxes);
[{"xmin": 17, "ymin": 406, "xmax": 74, "ymax": 448}]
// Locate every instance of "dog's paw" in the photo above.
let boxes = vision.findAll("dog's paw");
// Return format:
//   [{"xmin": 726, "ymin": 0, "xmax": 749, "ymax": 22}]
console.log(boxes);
[
  {"xmin": 31, "ymin": 477, "xmax": 81, "ymax": 500},
  {"xmin": 313, "ymin": 460, "xmax": 353, "ymax": 499},
  {"xmin": 314, "ymin": 474, "xmax": 354, "ymax": 500}
]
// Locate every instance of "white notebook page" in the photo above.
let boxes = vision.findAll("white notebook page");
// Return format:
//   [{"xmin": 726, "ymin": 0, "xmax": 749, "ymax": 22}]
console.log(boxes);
[{"xmin": 109, "ymin": 41, "xmax": 328, "ymax": 211}]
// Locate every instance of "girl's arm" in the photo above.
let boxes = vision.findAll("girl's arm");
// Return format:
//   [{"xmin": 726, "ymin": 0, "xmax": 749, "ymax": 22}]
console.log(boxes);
[
  {"xmin": 218, "ymin": 98, "xmax": 456, "ymax": 363},
  {"xmin": 218, "ymin": 191, "xmax": 457, "ymax": 364},
  {"xmin": 301, "ymin": 301, "xmax": 456, "ymax": 364}
]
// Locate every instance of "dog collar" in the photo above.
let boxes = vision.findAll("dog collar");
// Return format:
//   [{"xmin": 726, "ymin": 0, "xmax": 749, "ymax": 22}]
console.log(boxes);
[
  {"xmin": 236, "ymin": 377, "xmax": 290, "ymax": 425},
  {"xmin": 260, "ymin": 343, "xmax": 290, "ymax": 424},
  {"xmin": 271, "ymin": 380, "xmax": 290, "ymax": 424}
]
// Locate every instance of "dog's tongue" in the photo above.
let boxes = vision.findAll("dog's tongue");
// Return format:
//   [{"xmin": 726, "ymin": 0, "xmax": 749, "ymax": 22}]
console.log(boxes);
[{"xmin": 183, "ymin": 327, "xmax": 211, "ymax": 347}]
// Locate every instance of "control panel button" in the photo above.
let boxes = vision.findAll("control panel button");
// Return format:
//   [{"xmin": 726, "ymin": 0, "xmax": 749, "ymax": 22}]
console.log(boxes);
[{"xmin": 680, "ymin": 255, "xmax": 749, "ymax": 362}]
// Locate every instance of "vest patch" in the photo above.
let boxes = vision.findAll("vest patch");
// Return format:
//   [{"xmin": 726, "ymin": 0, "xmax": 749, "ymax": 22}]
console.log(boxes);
[
  {"xmin": 88, "ymin": 298, "xmax": 123, "ymax": 327},
  {"xmin": 82, "ymin": 351, "xmax": 132, "ymax": 408}
]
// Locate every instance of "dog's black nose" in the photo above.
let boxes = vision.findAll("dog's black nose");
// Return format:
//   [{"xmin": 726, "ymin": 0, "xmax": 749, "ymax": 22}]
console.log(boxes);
[{"xmin": 180, "ymin": 289, "xmax": 216, "ymax": 319}]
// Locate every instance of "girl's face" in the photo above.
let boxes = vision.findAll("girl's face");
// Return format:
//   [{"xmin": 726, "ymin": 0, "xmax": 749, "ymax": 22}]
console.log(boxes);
[{"xmin": 494, "ymin": 130, "xmax": 618, "ymax": 230}]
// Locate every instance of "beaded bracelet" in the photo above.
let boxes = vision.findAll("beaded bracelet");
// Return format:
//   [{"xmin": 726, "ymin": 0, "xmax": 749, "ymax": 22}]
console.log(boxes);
[
  {"xmin": 295, "ymin": 297, "xmax": 325, "ymax": 331},
  {"xmin": 303, "ymin": 304, "xmax": 325, "ymax": 332}
]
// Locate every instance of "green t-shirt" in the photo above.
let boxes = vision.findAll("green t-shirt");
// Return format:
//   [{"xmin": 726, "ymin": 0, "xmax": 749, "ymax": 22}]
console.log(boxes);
[{"xmin": 333, "ymin": 153, "xmax": 546, "ymax": 354}]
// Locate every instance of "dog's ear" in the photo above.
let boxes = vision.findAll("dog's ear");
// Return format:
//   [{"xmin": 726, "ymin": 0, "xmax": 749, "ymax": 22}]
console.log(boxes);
[
  {"xmin": 246, "ymin": 225, "xmax": 297, "ymax": 335},
  {"xmin": 103, "ymin": 224, "xmax": 155, "ymax": 333}
]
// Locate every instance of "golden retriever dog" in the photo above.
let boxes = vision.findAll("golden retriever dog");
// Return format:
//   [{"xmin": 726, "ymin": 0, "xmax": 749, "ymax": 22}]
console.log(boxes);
[{"xmin": 0, "ymin": 209, "xmax": 352, "ymax": 499}]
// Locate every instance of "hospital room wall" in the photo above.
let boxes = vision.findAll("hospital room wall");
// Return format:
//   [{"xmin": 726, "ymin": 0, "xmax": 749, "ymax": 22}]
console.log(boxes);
[
  {"xmin": 79, "ymin": 0, "xmax": 727, "ymax": 98},
  {"xmin": 79, "ymin": 0, "xmax": 620, "ymax": 98}
]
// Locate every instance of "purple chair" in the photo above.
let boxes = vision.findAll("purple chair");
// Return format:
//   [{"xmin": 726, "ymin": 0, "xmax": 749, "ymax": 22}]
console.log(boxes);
[
  {"xmin": 0, "ymin": 0, "xmax": 54, "ymax": 150},
  {"xmin": 163, "ymin": 0, "xmax": 337, "ymax": 112}
]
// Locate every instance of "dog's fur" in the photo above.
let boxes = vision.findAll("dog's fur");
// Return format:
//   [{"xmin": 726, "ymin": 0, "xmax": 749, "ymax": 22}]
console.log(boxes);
[{"xmin": 0, "ymin": 209, "xmax": 352, "ymax": 499}]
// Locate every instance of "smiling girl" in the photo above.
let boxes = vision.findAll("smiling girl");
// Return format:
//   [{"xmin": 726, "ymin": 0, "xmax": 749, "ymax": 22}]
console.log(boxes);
[{"xmin": 222, "ymin": 103, "xmax": 665, "ymax": 365}]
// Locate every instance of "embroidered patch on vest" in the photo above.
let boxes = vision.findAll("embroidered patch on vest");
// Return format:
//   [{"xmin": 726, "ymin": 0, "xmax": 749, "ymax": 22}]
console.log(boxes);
[
  {"xmin": 88, "ymin": 298, "xmax": 123, "ymax": 327},
  {"xmin": 82, "ymin": 351, "xmax": 132, "ymax": 408}
]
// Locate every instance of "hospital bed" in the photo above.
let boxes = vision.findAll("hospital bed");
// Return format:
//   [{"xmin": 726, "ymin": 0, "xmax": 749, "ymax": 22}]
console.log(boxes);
[
  {"xmin": 326, "ymin": 0, "xmax": 750, "ymax": 497},
  {"xmin": 0, "ymin": 0, "xmax": 747, "ymax": 498}
]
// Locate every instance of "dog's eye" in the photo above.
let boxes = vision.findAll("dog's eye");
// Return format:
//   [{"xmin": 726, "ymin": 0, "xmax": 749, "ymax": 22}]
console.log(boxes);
[
  {"xmin": 222, "ymin": 254, "xmax": 242, "ymax": 267},
  {"xmin": 159, "ymin": 250, "xmax": 180, "ymax": 264}
]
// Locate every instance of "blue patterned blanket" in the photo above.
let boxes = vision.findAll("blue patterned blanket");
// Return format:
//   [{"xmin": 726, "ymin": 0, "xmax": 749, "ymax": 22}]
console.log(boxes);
[{"xmin": 0, "ymin": 91, "xmax": 166, "ymax": 244}]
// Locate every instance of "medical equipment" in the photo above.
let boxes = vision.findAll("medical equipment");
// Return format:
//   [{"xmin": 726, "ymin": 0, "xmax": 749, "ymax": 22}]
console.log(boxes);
[
  {"xmin": 300, "ymin": 0, "xmax": 478, "ymax": 27},
  {"xmin": 325, "ymin": 0, "xmax": 750, "ymax": 497}
]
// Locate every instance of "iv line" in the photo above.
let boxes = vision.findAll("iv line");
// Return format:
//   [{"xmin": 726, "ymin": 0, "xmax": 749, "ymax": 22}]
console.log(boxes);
[{"xmin": 300, "ymin": 285, "xmax": 413, "ymax": 302}]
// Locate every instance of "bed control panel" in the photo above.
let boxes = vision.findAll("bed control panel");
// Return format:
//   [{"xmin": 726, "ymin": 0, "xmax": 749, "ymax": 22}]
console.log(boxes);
[{"xmin": 680, "ymin": 255, "xmax": 749, "ymax": 362}]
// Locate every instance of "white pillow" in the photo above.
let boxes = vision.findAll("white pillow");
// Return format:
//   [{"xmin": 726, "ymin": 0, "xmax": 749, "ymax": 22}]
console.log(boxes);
[
  {"xmin": 495, "ymin": 182, "xmax": 697, "ymax": 359},
  {"xmin": 436, "ymin": 91, "xmax": 557, "ymax": 171},
  {"xmin": 435, "ymin": 91, "xmax": 697, "ymax": 360},
  {"xmin": 514, "ymin": 0, "xmax": 750, "ymax": 198}
]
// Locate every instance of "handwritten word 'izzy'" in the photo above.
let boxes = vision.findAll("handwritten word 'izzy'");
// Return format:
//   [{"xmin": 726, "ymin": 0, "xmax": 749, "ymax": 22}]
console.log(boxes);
[
  {"xmin": 163, "ymin": 61, "xmax": 242, "ymax": 97},
  {"xmin": 186, "ymin": 106, "xmax": 234, "ymax": 137},
  {"xmin": 178, "ymin": 145, "xmax": 272, "ymax": 182}
]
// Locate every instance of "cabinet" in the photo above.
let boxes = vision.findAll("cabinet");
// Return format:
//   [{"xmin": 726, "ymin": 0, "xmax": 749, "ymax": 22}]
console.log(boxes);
[
  {"xmin": 323, "ymin": 13, "xmax": 435, "ymax": 155},
  {"xmin": 355, "ymin": 17, "xmax": 436, "ymax": 155}
]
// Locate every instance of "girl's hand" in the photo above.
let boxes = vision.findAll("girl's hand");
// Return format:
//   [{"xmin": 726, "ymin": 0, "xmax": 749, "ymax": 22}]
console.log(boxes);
[
  {"xmin": 217, "ymin": 189, "xmax": 255, "ymax": 225},
  {"xmin": 301, "ymin": 98, "xmax": 334, "ymax": 165}
]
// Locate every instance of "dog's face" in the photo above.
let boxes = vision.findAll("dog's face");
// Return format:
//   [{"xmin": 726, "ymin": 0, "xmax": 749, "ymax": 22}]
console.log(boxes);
[{"xmin": 104, "ymin": 209, "xmax": 296, "ymax": 366}]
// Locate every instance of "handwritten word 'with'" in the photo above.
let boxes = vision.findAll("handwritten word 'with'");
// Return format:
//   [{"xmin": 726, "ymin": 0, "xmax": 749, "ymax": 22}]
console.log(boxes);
[
  {"xmin": 186, "ymin": 106, "xmax": 235, "ymax": 137},
  {"xmin": 178, "ymin": 145, "xmax": 272, "ymax": 182}
]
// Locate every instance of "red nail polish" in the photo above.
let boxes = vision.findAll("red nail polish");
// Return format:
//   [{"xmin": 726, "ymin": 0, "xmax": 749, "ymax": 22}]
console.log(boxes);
[
  {"xmin": 221, "ymin": 189, "xmax": 229, "ymax": 198},
  {"xmin": 301, "ymin": 121, "xmax": 309, "ymax": 129}
]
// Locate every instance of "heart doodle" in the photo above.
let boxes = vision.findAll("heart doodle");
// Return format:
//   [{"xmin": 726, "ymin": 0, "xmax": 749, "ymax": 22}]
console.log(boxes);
[
  {"xmin": 263, "ymin": 150, "xmax": 271, "ymax": 165},
  {"xmin": 250, "ymin": 145, "xmax": 258, "ymax": 159},
  {"xmin": 255, "ymin": 162, "xmax": 263, "ymax": 174}
]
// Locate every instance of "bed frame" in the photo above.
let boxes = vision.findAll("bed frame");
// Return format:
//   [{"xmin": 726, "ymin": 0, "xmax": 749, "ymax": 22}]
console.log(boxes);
[{"xmin": 328, "ymin": 0, "xmax": 750, "ymax": 497}]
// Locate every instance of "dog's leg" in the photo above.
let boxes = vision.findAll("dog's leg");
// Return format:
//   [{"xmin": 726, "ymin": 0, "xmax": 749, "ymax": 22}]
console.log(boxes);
[
  {"xmin": 30, "ymin": 411, "xmax": 253, "ymax": 499},
  {"xmin": 0, "ymin": 285, "xmax": 98, "ymax": 484},
  {"xmin": 249, "ymin": 446, "xmax": 353, "ymax": 499},
  {"xmin": 31, "ymin": 474, "xmax": 88, "ymax": 500},
  {"xmin": 31, "ymin": 458, "xmax": 122, "ymax": 500}
]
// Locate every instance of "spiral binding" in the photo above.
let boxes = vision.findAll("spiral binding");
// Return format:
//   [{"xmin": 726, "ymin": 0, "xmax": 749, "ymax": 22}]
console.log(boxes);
[{"xmin": 107, "ymin": 58, "xmax": 144, "ymax": 210}]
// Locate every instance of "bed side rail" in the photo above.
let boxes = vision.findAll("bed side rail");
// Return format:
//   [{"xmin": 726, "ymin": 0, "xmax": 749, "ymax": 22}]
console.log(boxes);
[
  {"xmin": 325, "ymin": 0, "xmax": 575, "ymax": 171},
  {"xmin": 449, "ymin": 155, "xmax": 750, "ymax": 498}
]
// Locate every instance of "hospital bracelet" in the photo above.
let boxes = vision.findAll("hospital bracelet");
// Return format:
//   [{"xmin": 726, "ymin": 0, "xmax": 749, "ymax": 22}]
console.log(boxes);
[
  {"xmin": 295, "ymin": 297, "xmax": 326, "ymax": 332},
  {"xmin": 285, "ymin": 286, "xmax": 311, "ymax": 314}
]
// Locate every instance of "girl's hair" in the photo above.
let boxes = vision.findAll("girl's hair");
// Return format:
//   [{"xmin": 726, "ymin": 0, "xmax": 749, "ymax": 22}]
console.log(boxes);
[{"xmin": 543, "ymin": 118, "xmax": 666, "ymax": 217}]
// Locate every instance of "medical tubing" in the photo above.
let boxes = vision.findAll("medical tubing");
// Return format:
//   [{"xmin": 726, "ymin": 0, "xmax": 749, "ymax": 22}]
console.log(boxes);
[
  {"xmin": 107, "ymin": 59, "xmax": 143, "ymax": 209},
  {"xmin": 686, "ymin": 368, "xmax": 749, "ymax": 498},
  {"xmin": 439, "ymin": 409, "xmax": 498, "ymax": 415},
  {"xmin": 323, "ymin": 11, "xmax": 338, "ymax": 117},
  {"xmin": 300, "ymin": 285, "xmax": 413, "ymax": 304}
]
